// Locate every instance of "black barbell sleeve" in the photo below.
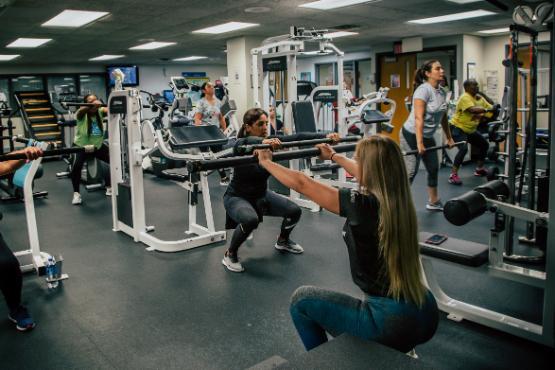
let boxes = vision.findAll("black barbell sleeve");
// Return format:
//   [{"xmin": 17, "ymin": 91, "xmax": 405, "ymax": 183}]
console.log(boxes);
[
  {"xmin": 187, "ymin": 143, "xmax": 357, "ymax": 173},
  {"xmin": 236, "ymin": 136, "xmax": 360, "ymax": 155},
  {"xmin": 61, "ymin": 102, "xmax": 107, "ymax": 109},
  {"xmin": 0, "ymin": 147, "xmax": 91, "ymax": 162}
]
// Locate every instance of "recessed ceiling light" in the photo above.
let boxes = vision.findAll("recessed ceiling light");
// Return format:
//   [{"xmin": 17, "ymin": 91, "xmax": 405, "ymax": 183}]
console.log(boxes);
[
  {"xmin": 323, "ymin": 31, "xmax": 359, "ymax": 38},
  {"xmin": 130, "ymin": 42, "xmax": 176, "ymax": 50},
  {"xmin": 89, "ymin": 54, "xmax": 125, "ymax": 61},
  {"xmin": 478, "ymin": 27, "xmax": 510, "ymax": 34},
  {"xmin": 173, "ymin": 56, "xmax": 208, "ymax": 61},
  {"xmin": 244, "ymin": 7, "xmax": 272, "ymax": 13},
  {"xmin": 192, "ymin": 22, "xmax": 259, "ymax": 34},
  {"xmin": 42, "ymin": 10, "xmax": 109, "ymax": 28},
  {"xmin": 0, "ymin": 54, "xmax": 20, "ymax": 61},
  {"xmin": 7, "ymin": 38, "xmax": 52, "ymax": 48},
  {"xmin": 300, "ymin": 0, "xmax": 380, "ymax": 10},
  {"xmin": 408, "ymin": 10, "xmax": 495, "ymax": 24}
]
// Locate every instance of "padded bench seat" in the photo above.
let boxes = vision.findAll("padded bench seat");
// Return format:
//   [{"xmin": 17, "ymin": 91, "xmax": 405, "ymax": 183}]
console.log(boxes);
[
  {"xmin": 168, "ymin": 125, "xmax": 228, "ymax": 150},
  {"xmin": 362, "ymin": 109, "xmax": 390, "ymax": 124},
  {"xmin": 247, "ymin": 334, "xmax": 432, "ymax": 370},
  {"xmin": 310, "ymin": 163, "xmax": 341, "ymax": 172},
  {"xmin": 419, "ymin": 231, "xmax": 489, "ymax": 267}
]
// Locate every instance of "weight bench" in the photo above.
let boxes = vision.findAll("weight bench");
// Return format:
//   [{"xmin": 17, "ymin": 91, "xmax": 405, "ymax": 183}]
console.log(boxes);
[
  {"xmin": 419, "ymin": 232, "xmax": 489, "ymax": 267},
  {"xmin": 247, "ymin": 334, "xmax": 432, "ymax": 370},
  {"xmin": 168, "ymin": 125, "xmax": 228, "ymax": 150}
]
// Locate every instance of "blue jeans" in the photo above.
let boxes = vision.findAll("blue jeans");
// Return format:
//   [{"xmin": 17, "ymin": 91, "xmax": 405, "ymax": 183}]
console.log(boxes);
[{"xmin": 290, "ymin": 285, "xmax": 439, "ymax": 352}]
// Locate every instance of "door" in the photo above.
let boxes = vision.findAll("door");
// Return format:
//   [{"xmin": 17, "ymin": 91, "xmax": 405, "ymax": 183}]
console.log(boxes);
[{"xmin": 379, "ymin": 53, "xmax": 417, "ymax": 142}]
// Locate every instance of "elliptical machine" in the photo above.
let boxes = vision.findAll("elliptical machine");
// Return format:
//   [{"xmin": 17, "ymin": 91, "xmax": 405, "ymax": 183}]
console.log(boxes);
[{"xmin": 168, "ymin": 76, "xmax": 193, "ymax": 128}]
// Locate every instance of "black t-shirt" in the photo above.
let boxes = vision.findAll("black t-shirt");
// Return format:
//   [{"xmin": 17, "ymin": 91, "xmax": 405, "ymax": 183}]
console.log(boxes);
[
  {"xmin": 225, "ymin": 132, "xmax": 328, "ymax": 200},
  {"xmin": 339, "ymin": 188, "xmax": 389, "ymax": 297}
]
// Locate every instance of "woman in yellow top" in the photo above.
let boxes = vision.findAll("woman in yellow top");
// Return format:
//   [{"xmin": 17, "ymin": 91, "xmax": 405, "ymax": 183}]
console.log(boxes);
[
  {"xmin": 448, "ymin": 79, "xmax": 494, "ymax": 185},
  {"xmin": 71, "ymin": 94, "xmax": 110, "ymax": 205}
]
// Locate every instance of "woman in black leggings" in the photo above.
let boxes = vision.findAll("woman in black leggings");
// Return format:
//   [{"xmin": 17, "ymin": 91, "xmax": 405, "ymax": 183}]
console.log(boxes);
[
  {"xmin": 0, "ymin": 146, "xmax": 42, "ymax": 331},
  {"xmin": 222, "ymin": 108, "xmax": 339, "ymax": 272}
]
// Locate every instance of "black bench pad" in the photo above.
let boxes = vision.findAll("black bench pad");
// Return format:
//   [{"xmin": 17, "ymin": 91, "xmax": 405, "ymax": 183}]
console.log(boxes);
[
  {"xmin": 168, "ymin": 125, "xmax": 228, "ymax": 149},
  {"xmin": 419, "ymin": 231, "xmax": 489, "ymax": 267}
]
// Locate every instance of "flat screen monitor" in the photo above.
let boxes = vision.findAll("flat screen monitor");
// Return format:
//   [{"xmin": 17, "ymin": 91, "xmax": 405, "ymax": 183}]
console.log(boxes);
[
  {"xmin": 107, "ymin": 65, "xmax": 139, "ymax": 87},
  {"xmin": 163, "ymin": 90, "xmax": 175, "ymax": 104}
]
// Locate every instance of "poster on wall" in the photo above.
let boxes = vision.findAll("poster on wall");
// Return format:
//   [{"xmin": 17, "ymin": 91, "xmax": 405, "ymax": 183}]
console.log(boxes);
[
  {"xmin": 300, "ymin": 72, "xmax": 312, "ymax": 82},
  {"xmin": 390, "ymin": 74, "xmax": 401, "ymax": 88},
  {"xmin": 182, "ymin": 72, "xmax": 209, "ymax": 88},
  {"xmin": 466, "ymin": 63, "xmax": 476, "ymax": 80}
]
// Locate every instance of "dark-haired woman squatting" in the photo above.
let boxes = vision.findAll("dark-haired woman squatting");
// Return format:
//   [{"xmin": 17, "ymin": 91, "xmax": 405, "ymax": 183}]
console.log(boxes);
[
  {"xmin": 222, "ymin": 108, "xmax": 340, "ymax": 273},
  {"xmin": 71, "ymin": 94, "xmax": 110, "ymax": 205}
]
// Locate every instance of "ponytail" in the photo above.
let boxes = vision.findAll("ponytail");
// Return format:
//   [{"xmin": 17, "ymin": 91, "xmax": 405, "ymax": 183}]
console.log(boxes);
[{"xmin": 413, "ymin": 59, "xmax": 439, "ymax": 91}]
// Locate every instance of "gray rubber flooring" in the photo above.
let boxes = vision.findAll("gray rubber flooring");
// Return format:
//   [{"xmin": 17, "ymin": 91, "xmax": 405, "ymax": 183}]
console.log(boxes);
[{"xmin": 0, "ymin": 161, "xmax": 553, "ymax": 369}]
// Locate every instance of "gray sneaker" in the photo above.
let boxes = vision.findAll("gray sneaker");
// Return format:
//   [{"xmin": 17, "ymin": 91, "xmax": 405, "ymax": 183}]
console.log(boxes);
[
  {"xmin": 275, "ymin": 239, "xmax": 304, "ymax": 254},
  {"xmin": 222, "ymin": 251, "xmax": 244, "ymax": 272},
  {"xmin": 426, "ymin": 200, "xmax": 444, "ymax": 211}
]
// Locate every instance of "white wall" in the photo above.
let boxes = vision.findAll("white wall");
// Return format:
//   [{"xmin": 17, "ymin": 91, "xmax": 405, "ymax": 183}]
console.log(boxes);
[
  {"xmin": 137, "ymin": 64, "xmax": 227, "ymax": 95},
  {"xmin": 297, "ymin": 50, "xmax": 374, "ymax": 87}
]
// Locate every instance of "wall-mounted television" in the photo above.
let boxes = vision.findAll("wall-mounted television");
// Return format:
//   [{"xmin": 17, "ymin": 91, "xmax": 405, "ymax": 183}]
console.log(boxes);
[{"xmin": 106, "ymin": 65, "xmax": 139, "ymax": 87}]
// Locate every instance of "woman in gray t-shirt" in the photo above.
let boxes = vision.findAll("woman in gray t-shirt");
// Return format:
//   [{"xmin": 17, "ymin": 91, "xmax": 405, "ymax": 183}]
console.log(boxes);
[
  {"xmin": 194, "ymin": 81, "xmax": 229, "ymax": 184},
  {"xmin": 194, "ymin": 82, "xmax": 227, "ymax": 130},
  {"xmin": 400, "ymin": 60, "xmax": 454, "ymax": 211}
]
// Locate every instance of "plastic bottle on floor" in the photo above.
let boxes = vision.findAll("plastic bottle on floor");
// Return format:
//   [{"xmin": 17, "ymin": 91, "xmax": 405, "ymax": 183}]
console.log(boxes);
[{"xmin": 46, "ymin": 256, "xmax": 59, "ymax": 289}]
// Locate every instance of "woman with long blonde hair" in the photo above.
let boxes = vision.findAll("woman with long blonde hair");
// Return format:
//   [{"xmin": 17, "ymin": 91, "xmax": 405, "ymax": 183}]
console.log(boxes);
[{"xmin": 256, "ymin": 135, "xmax": 438, "ymax": 352}]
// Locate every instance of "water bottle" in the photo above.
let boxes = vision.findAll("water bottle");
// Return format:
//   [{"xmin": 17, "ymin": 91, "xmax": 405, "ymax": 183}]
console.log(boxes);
[{"xmin": 46, "ymin": 256, "xmax": 59, "ymax": 289}]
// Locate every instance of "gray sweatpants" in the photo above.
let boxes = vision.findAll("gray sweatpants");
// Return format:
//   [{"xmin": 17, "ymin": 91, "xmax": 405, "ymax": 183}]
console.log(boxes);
[{"xmin": 400, "ymin": 128, "xmax": 439, "ymax": 187}]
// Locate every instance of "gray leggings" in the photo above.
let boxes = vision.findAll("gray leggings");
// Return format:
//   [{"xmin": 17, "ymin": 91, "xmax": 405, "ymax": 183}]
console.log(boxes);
[{"xmin": 400, "ymin": 128, "xmax": 439, "ymax": 187}]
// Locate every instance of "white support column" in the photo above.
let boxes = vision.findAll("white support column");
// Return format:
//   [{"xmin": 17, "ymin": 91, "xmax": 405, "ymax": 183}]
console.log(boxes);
[{"xmin": 227, "ymin": 36, "xmax": 265, "ymax": 119}]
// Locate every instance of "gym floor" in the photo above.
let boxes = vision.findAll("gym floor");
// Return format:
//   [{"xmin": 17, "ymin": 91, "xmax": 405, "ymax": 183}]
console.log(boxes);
[{"xmin": 0, "ymin": 161, "xmax": 553, "ymax": 369}]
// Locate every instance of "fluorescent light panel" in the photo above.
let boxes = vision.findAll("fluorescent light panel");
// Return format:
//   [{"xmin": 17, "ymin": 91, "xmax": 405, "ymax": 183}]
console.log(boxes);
[
  {"xmin": 447, "ymin": 0, "xmax": 483, "ymax": 3},
  {"xmin": 0, "ymin": 55, "xmax": 20, "ymax": 61},
  {"xmin": 7, "ymin": 38, "xmax": 52, "ymax": 48},
  {"xmin": 300, "ymin": 0, "xmax": 379, "ymax": 10},
  {"xmin": 42, "ymin": 10, "xmax": 109, "ymax": 28},
  {"xmin": 478, "ymin": 27, "xmax": 510, "ymax": 34},
  {"xmin": 408, "ymin": 10, "xmax": 495, "ymax": 24},
  {"xmin": 173, "ymin": 56, "xmax": 207, "ymax": 61},
  {"xmin": 323, "ymin": 31, "xmax": 358, "ymax": 38},
  {"xmin": 89, "ymin": 54, "xmax": 125, "ymax": 61},
  {"xmin": 130, "ymin": 42, "xmax": 176, "ymax": 50},
  {"xmin": 302, "ymin": 50, "xmax": 332, "ymax": 55},
  {"xmin": 193, "ymin": 22, "xmax": 259, "ymax": 34}
]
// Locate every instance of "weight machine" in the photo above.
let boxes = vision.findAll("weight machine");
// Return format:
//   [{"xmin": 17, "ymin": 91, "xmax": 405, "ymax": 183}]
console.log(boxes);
[{"xmin": 107, "ymin": 88, "xmax": 227, "ymax": 253}]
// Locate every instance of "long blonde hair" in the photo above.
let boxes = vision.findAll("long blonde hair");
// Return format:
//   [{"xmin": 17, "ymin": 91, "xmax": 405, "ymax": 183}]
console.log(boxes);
[{"xmin": 355, "ymin": 135, "xmax": 425, "ymax": 306}]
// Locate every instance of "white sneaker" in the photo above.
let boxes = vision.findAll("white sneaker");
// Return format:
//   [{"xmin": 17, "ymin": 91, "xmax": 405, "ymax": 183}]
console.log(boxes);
[
  {"xmin": 72, "ymin": 192, "xmax": 82, "ymax": 205},
  {"xmin": 222, "ymin": 251, "xmax": 244, "ymax": 272},
  {"xmin": 425, "ymin": 200, "xmax": 443, "ymax": 211},
  {"xmin": 247, "ymin": 232, "xmax": 254, "ymax": 241},
  {"xmin": 406, "ymin": 349, "xmax": 419, "ymax": 359},
  {"xmin": 275, "ymin": 239, "xmax": 304, "ymax": 254},
  {"xmin": 105, "ymin": 187, "xmax": 112, "ymax": 196}
]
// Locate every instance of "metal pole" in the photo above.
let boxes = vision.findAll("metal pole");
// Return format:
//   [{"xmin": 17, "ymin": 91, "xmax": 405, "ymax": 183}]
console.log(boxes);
[
  {"xmin": 541, "ymin": 18, "xmax": 555, "ymax": 347},
  {"xmin": 505, "ymin": 26, "xmax": 520, "ymax": 256},
  {"xmin": 526, "ymin": 34, "xmax": 538, "ymax": 239}
]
